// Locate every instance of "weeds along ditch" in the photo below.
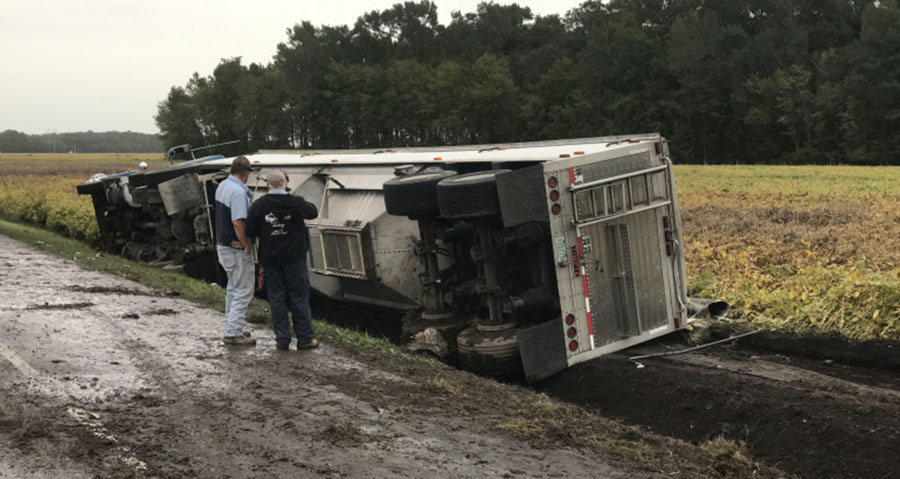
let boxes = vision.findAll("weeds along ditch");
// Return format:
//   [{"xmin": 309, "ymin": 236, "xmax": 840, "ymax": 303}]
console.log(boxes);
[{"xmin": 1, "ymin": 155, "xmax": 899, "ymax": 342}]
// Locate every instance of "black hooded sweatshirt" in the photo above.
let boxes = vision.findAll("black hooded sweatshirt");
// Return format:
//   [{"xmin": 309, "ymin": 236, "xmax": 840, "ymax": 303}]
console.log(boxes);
[{"xmin": 246, "ymin": 192, "xmax": 318, "ymax": 266}]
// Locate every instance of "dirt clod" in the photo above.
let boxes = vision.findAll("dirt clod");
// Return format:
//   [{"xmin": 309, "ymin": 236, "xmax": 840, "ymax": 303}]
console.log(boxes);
[
  {"xmin": 26, "ymin": 302, "xmax": 93, "ymax": 310},
  {"xmin": 66, "ymin": 285, "xmax": 149, "ymax": 296},
  {"xmin": 317, "ymin": 422, "xmax": 371, "ymax": 446}
]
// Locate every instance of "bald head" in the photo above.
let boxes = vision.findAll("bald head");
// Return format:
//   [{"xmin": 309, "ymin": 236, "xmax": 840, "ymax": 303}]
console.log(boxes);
[{"xmin": 266, "ymin": 170, "xmax": 287, "ymax": 190}]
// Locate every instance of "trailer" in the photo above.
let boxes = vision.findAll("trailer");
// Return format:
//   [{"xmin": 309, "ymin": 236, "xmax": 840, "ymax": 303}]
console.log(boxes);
[{"xmin": 77, "ymin": 134, "xmax": 701, "ymax": 382}]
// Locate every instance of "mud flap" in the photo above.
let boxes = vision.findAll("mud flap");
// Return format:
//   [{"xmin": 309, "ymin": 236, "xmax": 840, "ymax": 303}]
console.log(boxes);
[{"xmin": 518, "ymin": 320, "xmax": 568, "ymax": 384}]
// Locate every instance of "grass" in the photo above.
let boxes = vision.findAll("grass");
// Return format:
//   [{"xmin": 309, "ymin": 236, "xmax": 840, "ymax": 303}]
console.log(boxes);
[
  {"xmin": 0, "ymin": 153, "xmax": 167, "ymax": 241},
  {"xmin": 674, "ymin": 164, "xmax": 900, "ymax": 340},
  {"xmin": 674, "ymin": 164, "xmax": 900, "ymax": 196},
  {"xmin": 700, "ymin": 436, "xmax": 751, "ymax": 462},
  {"xmin": 0, "ymin": 153, "xmax": 166, "ymax": 176}
]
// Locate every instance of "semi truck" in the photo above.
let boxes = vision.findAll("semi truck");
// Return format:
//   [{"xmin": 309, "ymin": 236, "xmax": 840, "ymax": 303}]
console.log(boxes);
[{"xmin": 77, "ymin": 134, "xmax": 720, "ymax": 382}]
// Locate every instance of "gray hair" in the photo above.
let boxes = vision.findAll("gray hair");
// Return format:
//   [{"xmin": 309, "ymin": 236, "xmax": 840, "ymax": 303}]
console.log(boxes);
[{"xmin": 266, "ymin": 170, "xmax": 287, "ymax": 189}]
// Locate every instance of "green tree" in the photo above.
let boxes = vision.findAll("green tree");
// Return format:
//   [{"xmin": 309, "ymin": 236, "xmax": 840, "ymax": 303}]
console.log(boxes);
[
  {"xmin": 459, "ymin": 54, "xmax": 520, "ymax": 143},
  {"xmin": 234, "ymin": 65, "xmax": 293, "ymax": 150},
  {"xmin": 155, "ymin": 85, "xmax": 205, "ymax": 150},
  {"xmin": 840, "ymin": 1, "xmax": 900, "ymax": 164},
  {"xmin": 745, "ymin": 65, "xmax": 819, "ymax": 162},
  {"xmin": 153, "ymin": 0, "xmax": 897, "ymax": 164}
]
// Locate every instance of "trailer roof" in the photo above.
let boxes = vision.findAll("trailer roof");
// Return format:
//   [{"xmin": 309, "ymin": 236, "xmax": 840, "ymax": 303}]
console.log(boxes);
[{"xmin": 204, "ymin": 134, "xmax": 663, "ymax": 168}]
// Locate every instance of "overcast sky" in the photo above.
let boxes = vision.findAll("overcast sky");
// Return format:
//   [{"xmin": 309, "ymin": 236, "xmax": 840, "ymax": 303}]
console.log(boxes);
[{"xmin": 0, "ymin": 0, "xmax": 584, "ymax": 135}]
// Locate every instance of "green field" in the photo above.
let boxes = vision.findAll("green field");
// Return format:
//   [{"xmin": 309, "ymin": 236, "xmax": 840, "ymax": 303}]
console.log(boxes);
[
  {"xmin": 0, "ymin": 152, "xmax": 166, "ymax": 175},
  {"xmin": 677, "ymin": 165, "xmax": 900, "ymax": 340},
  {"xmin": 1, "ymin": 156, "xmax": 897, "ymax": 340}
]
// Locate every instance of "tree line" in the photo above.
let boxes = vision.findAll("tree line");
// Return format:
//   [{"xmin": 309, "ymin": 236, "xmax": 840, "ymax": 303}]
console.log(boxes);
[
  {"xmin": 155, "ymin": 0, "xmax": 900, "ymax": 165},
  {"xmin": 0, "ymin": 130, "xmax": 163, "ymax": 154}
]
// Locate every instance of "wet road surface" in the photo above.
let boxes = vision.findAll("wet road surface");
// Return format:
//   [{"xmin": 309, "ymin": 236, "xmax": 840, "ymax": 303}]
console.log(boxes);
[{"xmin": 0, "ymin": 234, "xmax": 659, "ymax": 479}]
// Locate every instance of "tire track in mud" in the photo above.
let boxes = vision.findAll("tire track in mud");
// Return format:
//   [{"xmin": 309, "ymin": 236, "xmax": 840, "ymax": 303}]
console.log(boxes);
[{"xmin": 536, "ymin": 340, "xmax": 900, "ymax": 479}]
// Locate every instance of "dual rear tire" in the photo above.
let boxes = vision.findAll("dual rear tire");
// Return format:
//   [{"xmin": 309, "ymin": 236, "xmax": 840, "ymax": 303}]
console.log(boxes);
[{"xmin": 383, "ymin": 169, "xmax": 510, "ymax": 220}]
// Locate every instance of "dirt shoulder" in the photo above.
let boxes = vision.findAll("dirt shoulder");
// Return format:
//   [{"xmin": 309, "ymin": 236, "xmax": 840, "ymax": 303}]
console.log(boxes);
[
  {"xmin": 539, "ymin": 340, "xmax": 900, "ymax": 479},
  {"xmin": 0, "ymin": 228, "xmax": 784, "ymax": 478}
]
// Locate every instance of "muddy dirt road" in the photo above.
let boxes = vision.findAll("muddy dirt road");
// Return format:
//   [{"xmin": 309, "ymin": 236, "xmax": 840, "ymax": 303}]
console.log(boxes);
[
  {"xmin": 0, "ymin": 234, "xmax": 665, "ymax": 478},
  {"xmin": 538, "ymin": 337, "xmax": 900, "ymax": 479}
]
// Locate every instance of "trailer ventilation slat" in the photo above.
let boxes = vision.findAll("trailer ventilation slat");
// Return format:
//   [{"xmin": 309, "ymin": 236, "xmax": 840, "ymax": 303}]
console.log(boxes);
[
  {"xmin": 621, "ymin": 225, "xmax": 639, "ymax": 335},
  {"xmin": 580, "ymin": 152, "xmax": 651, "ymax": 184}
]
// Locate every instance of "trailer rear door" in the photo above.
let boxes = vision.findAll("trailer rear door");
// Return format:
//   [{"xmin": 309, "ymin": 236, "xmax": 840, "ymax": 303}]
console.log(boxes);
[{"xmin": 520, "ymin": 139, "xmax": 687, "ymax": 382}]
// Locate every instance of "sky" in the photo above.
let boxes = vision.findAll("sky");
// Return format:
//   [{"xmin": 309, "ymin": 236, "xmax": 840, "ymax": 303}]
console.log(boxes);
[{"xmin": 0, "ymin": 0, "xmax": 585, "ymax": 135}]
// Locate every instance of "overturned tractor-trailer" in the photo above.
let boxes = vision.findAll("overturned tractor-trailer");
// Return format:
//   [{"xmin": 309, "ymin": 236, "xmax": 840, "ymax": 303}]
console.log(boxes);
[{"xmin": 77, "ymin": 134, "xmax": 709, "ymax": 382}]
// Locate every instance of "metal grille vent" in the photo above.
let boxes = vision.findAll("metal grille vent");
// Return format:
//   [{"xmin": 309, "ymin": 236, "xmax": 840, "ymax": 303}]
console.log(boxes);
[
  {"xmin": 620, "ymin": 225, "xmax": 639, "ymax": 334},
  {"xmin": 598, "ymin": 224, "xmax": 640, "ymax": 338},
  {"xmin": 309, "ymin": 228, "xmax": 369, "ymax": 279},
  {"xmin": 580, "ymin": 152, "xmax": 651, "ymax": 184}
]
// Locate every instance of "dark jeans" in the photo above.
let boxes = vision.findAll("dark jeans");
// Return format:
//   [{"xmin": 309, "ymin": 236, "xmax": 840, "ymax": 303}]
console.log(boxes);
[{"xmin": 264, "ymin": 258, "xmax": 314, "ymax": 346}]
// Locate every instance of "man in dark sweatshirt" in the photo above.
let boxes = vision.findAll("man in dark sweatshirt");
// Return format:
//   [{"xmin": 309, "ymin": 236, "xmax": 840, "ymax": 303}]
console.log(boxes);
[{"xmin": 246, "ymin": 170, "xmax": 320, "ymax": 351}]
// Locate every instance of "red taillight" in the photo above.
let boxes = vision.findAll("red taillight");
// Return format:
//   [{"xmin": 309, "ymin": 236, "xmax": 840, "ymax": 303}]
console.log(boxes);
[
  {"xmin": 568, "ymin": 340, "xmax": 578, "ymax": 351},
  {"xmin": 674, "ymin": 317, "xmax": 681, "ymax": 329},
  {"xmin": 665, "ymin": 231, "xmax": 673, "ymax": 242},
  {"xmin": 663, "ymin": 216, "xmax": 670, "ymax": 229},
  {"xmin": 559, "ymin": 153, "xmax": 570, "ymax": 158},
  {"xmin": 551, "ymin": 204, "xmax": 561, "ymax": 215},
  {"xmin": 548, "ymin": 177, "xmax": 558, "ymax": 188},
  {"xmin": 655, "ymin": 142, "xmax": 662, "ymax": 154},
  {"xmin": 565, "ymin": 314, "xmax": 575, "ymax": 325},
  {"xmin": 666, "ymin": 243, "xmax": 673, "ymax": 256},
  {"xmin": 549, "ymin": 190, "xmax": 560, "ymax": 201},
  {"xmin": 567, "ymin": 327, "xmax": 577, "ymax": 338}
]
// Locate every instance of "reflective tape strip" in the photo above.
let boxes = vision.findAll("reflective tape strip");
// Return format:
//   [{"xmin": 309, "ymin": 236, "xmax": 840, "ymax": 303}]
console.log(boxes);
[
  {"xmin": 576, "ymin": 237, "xmax": 595, "ymax": 342},
  {"xmin": 568, "ymin": 167, "xmax": 575, "ymax": 185}
]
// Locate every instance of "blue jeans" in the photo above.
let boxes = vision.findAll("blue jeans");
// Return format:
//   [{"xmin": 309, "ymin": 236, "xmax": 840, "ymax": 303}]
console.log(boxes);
[
  {"xmin": 216, "ymin": 245, "xmax": 254, "ymax": 337},
  {"xmin": 264, "ymin": 258, "xmax": 314, "ymax": 346}
]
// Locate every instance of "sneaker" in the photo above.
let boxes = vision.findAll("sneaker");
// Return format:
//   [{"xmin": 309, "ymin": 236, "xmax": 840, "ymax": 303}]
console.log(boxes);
[
  {"xmin": 223, "ymin": 336, "xmax": 257, "ymax": 346},
  {"xmin": 275, "ymin": 343, "xmax": 291, "ymax": 351},
  {"xmin": 242, "ymin": 331, "xmax": 252, "ymax": 337},
  {"xmin": 297, "ymin": 338, "xmax": 319, "ymax": 350}
]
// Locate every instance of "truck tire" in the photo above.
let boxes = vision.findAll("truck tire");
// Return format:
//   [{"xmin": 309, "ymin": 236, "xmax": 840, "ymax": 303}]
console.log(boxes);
[
  {"xmin": 383, "ymin": 170, "xmax": 457, "ymax": 219},
  {"xmin": 456, "ymin": 325, "xmax": 523, "ymax": 378},
  {"xmin": 437, "ymin": 169, "xmax": 510, "ymax": 220}
]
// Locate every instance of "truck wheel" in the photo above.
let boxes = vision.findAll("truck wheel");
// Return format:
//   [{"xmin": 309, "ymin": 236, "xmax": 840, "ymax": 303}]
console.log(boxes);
[
  {"xmin": 456, "ymin": 324, "xmax": 523, "ymax": 379},
  {"xmin": 383, "ymin": 170, "xmax": 457, "ymax": 219},
  {"xmin": 437, "ymin": 170, "xmax": 510, "ymax": 220}
]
